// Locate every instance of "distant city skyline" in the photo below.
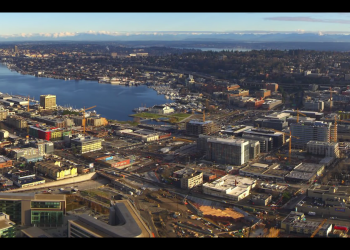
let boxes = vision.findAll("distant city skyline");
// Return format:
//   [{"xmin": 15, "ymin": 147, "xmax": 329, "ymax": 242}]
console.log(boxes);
[{"xmin": 1, "ymin": 13, "xmax": 350, "ymax": 38}]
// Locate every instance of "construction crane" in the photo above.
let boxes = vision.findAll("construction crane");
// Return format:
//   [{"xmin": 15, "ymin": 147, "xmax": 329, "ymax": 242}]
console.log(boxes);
[
  {"xmin": 322, "ymin": 116, "xmax": 350, "ymax": 143},
  {"xmin": 330, "ymin": 87, "xmax": 332, "ymax": 113},
  {"xmin": 296, "ymin": 108, "xmax": 307, "ymax": 123},
  {"xmin": 27, "ymin": 95, "xmax": 30, "ymax": 112},
  {"xmin": 203, "ymin": 110, "xmax": 205, "ymax": 122},
  {"xmin": 310, "ymin": 219, "xmax": 327, "ymax": 238},
  {"xmin": 82, "ymin": 106, "xmax": 96, "ymax": 134},
  {"xmin": 272, "ymin": 129, "xmax": 299, "ymax": 163}
]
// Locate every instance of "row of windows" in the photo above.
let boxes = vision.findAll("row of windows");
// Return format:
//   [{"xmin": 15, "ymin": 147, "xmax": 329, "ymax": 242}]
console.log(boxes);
[
  {"xmin": 70, "ymin": 224, "xmax": 96, "ymax": 238},
  {"xmin": 31, "ymin": 202, "xmax": 61, "ymax": 209}
]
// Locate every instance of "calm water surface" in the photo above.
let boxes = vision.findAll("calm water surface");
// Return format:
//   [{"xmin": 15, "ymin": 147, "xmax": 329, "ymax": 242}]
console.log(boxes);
[{"xmin": 0, "ymin": 64, "xmax": 172, "ymax": 121}]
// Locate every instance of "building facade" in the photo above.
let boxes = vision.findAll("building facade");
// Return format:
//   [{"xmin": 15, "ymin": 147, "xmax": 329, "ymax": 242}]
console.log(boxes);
[{"xmin": 40, "ymin": 95, "xmax": 56, "ymax": 110}]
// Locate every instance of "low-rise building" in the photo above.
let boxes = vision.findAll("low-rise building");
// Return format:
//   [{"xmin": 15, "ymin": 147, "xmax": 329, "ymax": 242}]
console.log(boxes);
[
  {"xmin": 35, "ymin": 161, "xmax": 78, "ymax": 180},
  {"xmin": 281, "ymin": 211, "xmax": 331, "ymax": 237},
  {"xmin": 202, "ymin": 175, "xmax": 256, "ymax": 201},
  {"xmin": 0, "ymin": 156, "xmax": 12, "ymax": 169},
  {"xmin": 173, "ymin": 168, "xmax": 203, "ymax": 189},
  {"xmin": 186, "ymin": 120, "xmax": 219, "ymax": 136},
  {"xmin": 285, "ymin": 162, "xmax": 325, "ymax": 183},
  {"xmin": 251, "ymin": 193, "xmax": 272, "ymax": 206},
  {"xmin": 70, "ymin": 136, "xmax": 102, "ymax": 154},
  {"xmin": 148, "ymin": 105, "xmax": 174, "ymax": 114}
]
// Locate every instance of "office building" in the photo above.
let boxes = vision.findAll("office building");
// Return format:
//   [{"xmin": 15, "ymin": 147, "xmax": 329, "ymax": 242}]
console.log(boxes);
[
  {"xmin": 243, "ymin": 128, "xmax": 285, "ymax": 148},
  {"xmin": 206, "ymin": 138, "xmax": 250, "ymax": 166},
  {"xmin": 303, "ymin": 100, "xmax": 324, "ymax": 112},
  {"xmin": 70, "ymin": 135, "xmax": 102, "ymax": 154},
  {"xmin": 40, "ymin": 95, "xmax": 56, "ymax": 110},
  {"xmin": 282, "ymin": 110, "xmax": 324, "ymax": 120},
  {"xmin": 264, "ymin": 83, "xmax": 279, "ymax": 92},
  {"xmin": 186, "ymin": 120, "xmax": 219, "ymax": 136},
  {"xmin": 0, "ymin": 193, "xmax": 66, "ymax": 226},
  {"xmin": 256, "ymin": 89, "xmax": 271, "ymax": 99},
  {"xmin": 242, "ymin": 133, "xmax": 273, "ymax": 153},
  {"xmin": 291, "ymin": 121, "xmax": 333, "ymax": 148},
  {"xmin": 307, "ymin": 141, "xmax": 340, "ymax": 158},
  {"xmin": 68, "ymin": 200, "xmax": 152, "ymax": 238}
]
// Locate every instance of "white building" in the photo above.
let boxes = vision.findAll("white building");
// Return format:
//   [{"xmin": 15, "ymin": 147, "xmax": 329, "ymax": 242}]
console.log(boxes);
[
  {"xmin": 306, "ymin": 141, "xmax": 340, "ymax": 158},
  {"xmin": 291, "ymin": 121, "xmax": 334, "ymax": 148},
  {"xmin": 148, "ymin": 105, "xmax": 175, "ymax": 115},
  {"xmin": 202, "ymin": 175, "xmax": 256, "ymax": 201}
]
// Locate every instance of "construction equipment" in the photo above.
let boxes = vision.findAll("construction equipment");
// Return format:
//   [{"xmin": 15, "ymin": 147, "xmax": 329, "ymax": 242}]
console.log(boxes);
[
  {"xmin": 310, "ymin": 219, "xmax": 327, "ymax": 238},
  {"xmin": 322, "ymin": 116, "xmax": 350, "ymax": 142},
  {"xmin": 296, "ymin": 108, "xmax": 307, "ymax": 123},
  {"xmin": 330, "ymin": 87, "xmax": 332, "ymax": 113},
  {"xmin": 272, "ymin": 129, "xmax": 299, "ymax": 163},
  {"xmin": 82, "ymin": 106, "xmax": 96, "ymax": 134},
  {"xmin": 27, "ymin": 95, "xmax": 30, "ymax": 112},
  {"xmin": 203, "ymin": 110, "xmax": 205, "ymax": 122}
]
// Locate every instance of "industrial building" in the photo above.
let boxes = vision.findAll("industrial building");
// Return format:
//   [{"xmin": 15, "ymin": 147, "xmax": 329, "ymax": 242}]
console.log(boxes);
[
  {"xmin": 40, "ymin": 94, "xmax": 56, "ymax": 110},
  {"xmin": 68, "ymin": 200, "xmax": 152, "ymax": 238},
  {"xmin": 306, "ymin": 141, "xmax": 340, "ymax": 158},
  {"xmin": 35, "ymin": 161, "xmax": 78, "ymax": 180},
  {"xmin": 239, "ymin": 163, "xmax": 289, "ymax": 183},
  {"xmin": 202, "ymin": 175, "xmax": 256, "ymax": 201},
  {"xmin": 98, "ymin": 155, "xmax": 132, "ymax": 169},
  {"xmin": 70, "ymin": 135, "xmax": 102, "ymax": 154},
  {"xmin": 281, "ymin": 211, "xmax": 332, "ymax": 237},
  {"xmin": 0, "ymin": 213, "xmax": 16, "ymax": 238},
  {"xmin": 0, "ymin": 193, "xmax": 66, "ymax": 227},
  {"xmin": 243, "ymin": 128, "xmax": 285, "ymax": 148},
  {"xmin": 173, "ymin": 168, "xmax": 203, "ymax": 189},
  {"xmin": 186, "ymin": 120, "xmax": 219, "ymax": 136},
  {"xmin": 291, "ymin": 121, "xmax": 334, "ymax": 148},
  {"xmin": 282, "ymin": 110, "xmax": 324, "ymax": 120},
  {"xmin": 117, "ymin": 129, "xmax": 161, "ymax": 142},
  {"xmin": 284, "ymin": 162, "xmax": 325, "ymax": 183},
  {"xmin": 205, "ymin": 137, "xmax": 251, "ymax": 166},
  {"xmin": 296, "ymin": 186, "xmax": 350, "ymax": 219}
]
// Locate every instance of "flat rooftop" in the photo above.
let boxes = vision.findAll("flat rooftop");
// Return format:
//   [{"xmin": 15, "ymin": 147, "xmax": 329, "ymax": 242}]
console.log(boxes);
[
  {"xmin": 21, "ymin": 227, "xmax": 52, "ymax": 238},
  {"xmin": 294, "ymin": 163, "xmax": 324, "ymax": 173},
  {"xmin": 70, "ymin": 200, "xmax": 152, "ymax": 237},
  {"xmin": 203, "ymin": 175, "xmax": 255, "ymax": 192}
]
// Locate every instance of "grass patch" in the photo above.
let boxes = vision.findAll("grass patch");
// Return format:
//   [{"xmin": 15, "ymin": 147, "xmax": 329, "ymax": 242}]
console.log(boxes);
[
  {"xmin": 108, "ymin": 120, "xmax": 139, "ymax": 126},
  {"xmin": 131, "ymin": 112, "xmax": 191, "ymax": 123}
]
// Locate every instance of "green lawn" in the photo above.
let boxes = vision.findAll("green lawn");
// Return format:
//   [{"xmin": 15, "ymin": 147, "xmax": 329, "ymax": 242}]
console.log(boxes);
[{"xmin": 130, "ymin": 112, "xmax": 191, "ymax": 123}]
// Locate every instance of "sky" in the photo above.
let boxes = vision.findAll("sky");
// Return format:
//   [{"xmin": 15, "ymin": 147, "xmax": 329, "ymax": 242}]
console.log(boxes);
[{"xmin": 1, "ymin": 13, "xmax": 350, "ymax": 37}]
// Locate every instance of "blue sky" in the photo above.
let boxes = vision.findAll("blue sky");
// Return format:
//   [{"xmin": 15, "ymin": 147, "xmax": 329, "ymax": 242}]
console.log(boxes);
[{"xmin": 1, "ymin": 13, "xmax": 350, "ymax": 36}]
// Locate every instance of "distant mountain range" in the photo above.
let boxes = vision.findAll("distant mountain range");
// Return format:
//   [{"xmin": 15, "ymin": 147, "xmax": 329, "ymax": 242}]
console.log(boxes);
[{"xmin": 2, "ymin": 31, "xmax": 350, "ymax": 42}]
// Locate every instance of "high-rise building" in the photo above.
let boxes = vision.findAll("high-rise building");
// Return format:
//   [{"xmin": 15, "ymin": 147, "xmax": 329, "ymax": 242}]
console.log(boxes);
[
  {"xmin": 206, "ymin": 137, "xmax": 250, "ymax": 165},
  {"xmin": 14, "ymin": 46, "xmax": 18, "ymax": 53},
  {"xmin": 291, "ymin": 121, "xmax": 334, "ymax": 149},
  {"xmin": 40, "ymin": 95, "xmax": 56, "ymax": 110}
]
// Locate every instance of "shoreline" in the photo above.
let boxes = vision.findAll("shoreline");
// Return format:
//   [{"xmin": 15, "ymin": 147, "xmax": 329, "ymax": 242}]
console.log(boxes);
[{"xmin": 0, "ymin": 62, "xmax": 176, "ymax": 123}]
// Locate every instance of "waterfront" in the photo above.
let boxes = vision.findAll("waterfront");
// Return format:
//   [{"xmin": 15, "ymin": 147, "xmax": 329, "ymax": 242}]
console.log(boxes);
[
  {"xmin": 172, "ymin": 47, "xmax": 252, "ymax": 52},
  {"xmin": 0, "ymin": 64, "xmax": 172, "ymax": 121}
]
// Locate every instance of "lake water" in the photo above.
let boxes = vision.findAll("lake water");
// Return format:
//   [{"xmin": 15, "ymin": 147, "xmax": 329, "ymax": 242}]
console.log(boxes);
[
  {"xmin": 173, "ymin": 47, "xmax": 252, "ymax": 52},
  {"xmin": 0, "ymin": 64, "xmax": 172, "ymax": 121}
]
